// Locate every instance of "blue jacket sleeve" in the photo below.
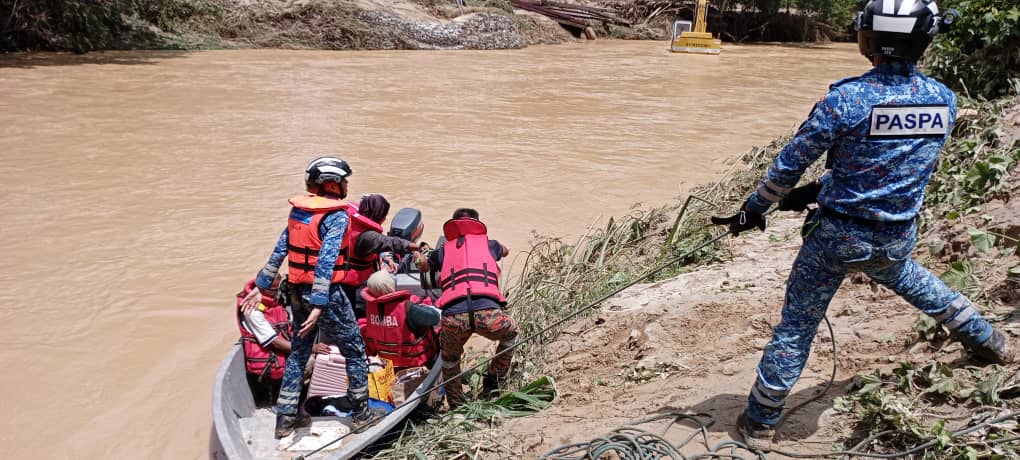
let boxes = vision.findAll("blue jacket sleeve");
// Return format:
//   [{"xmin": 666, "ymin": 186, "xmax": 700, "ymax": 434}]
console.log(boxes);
[
  {"xmin": 255, "ymin": 228, "xmax": 289, "ymax": 290},
  {"xmin": 308, "ymin": 211, "xmax": 349, "ymax": 306},
  {"xmin": 745, "ymin": 92, "xmax": 844, "ymax": 214}
]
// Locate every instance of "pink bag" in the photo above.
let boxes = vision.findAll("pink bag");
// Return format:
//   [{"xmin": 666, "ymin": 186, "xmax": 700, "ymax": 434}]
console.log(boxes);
[{"xmin": 307, "ymin": 345, "xmax": 348, "ymax": 398}]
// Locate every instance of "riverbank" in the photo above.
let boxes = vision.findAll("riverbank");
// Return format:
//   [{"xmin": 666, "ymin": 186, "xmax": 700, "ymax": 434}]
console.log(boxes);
[
  {"xmin": 1, "ymin": 0, "xmax": 854, "ymax": 52},
  {"xmin": 372, "ymin": 96, "xmax": 1020, "ymax": 458}
]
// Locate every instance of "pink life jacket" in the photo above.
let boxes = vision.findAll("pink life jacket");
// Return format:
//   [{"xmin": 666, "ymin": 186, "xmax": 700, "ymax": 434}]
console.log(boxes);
[
  {"xmin": 339, "ymin": 208, "xmax": 385, "ymax": 287},
  {"xmin": 236, "ymin": 279, "xmax": 292, "ymax": 381},
  {"xmin": 435, "ymin": 218, "xmax": 506, "ymax": 309},
  {"xmin": 360, "ymin": 289, "xmax": 437, "ymax": 368}
]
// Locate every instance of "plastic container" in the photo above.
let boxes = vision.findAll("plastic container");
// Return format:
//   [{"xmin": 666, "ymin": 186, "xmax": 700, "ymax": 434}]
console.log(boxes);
[{"xmin": 308, "ymin": 345, "xmax": 348, "ymax": 398}]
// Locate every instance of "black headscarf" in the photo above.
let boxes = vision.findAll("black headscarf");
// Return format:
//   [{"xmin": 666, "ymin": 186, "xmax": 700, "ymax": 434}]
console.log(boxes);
[{"xmin": 358, "ymin": 194, "xmax": 390, "ymax": 224}]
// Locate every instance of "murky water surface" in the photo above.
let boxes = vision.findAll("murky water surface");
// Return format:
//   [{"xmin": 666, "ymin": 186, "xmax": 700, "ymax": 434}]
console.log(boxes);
[{"xmin": 0, "ymin": 41, "xmax": 866, "ymax": 458}]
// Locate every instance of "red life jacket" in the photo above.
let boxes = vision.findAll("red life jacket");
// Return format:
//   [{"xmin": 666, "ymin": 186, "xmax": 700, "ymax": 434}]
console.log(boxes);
[
  {"xmin": 338, "ymin": 211, "xmax": 385, "ymax": 287},
  {"xmin": 286, "ymin": 194, "xmax": 349, "ymax": 285},
  {"xmin": 360, "ymin": 289, "xmax": 437, "ymax": 368},
  {"xmin": 435, "ymin": 218, "xmax": 506, "ymax": 308},
  {"xmin": 236, "ymin": 279, "xmax": 292, "ymax": 381}
]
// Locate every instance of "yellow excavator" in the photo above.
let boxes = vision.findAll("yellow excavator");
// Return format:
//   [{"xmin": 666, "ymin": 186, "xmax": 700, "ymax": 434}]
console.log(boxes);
[{"xmin": 670, "ymin": 0, "xmax": 722, "ymax": 54}]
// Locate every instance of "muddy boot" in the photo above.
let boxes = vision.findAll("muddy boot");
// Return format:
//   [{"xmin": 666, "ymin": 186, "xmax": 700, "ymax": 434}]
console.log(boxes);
[
  {"xmin": 736, "ymin": 411, "xmax": 774, "ymax": 452},
  {"xmin": 348, "ymin": 389, "xmax": 387, "ymax": 429},
  {"xmin": 275, "ymin": 413, "xmax": 311, "ymax": 439},
  {"xmin": 967, "ymin": 329, "xmax": 1017, "ymax": 365},
  {"xmin": 480, "ymin": 373, "xmax": 501, "ymax": 399}
]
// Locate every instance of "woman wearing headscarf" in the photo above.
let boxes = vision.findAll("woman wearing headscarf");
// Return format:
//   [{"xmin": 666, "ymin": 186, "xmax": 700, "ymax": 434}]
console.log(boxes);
[{"xmin": 339, "ymin": 194, "xmax": 422, "ymax": 317}]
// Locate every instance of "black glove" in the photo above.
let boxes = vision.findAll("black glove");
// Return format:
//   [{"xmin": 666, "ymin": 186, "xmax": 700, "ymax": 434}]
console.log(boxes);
[
  {"xmin": 711, "ymin": 203, "xmax": 766, "ymax": 236},
  {"xmin": 777, "ymin": 180, "xmax": 822, "ymax": 212}
]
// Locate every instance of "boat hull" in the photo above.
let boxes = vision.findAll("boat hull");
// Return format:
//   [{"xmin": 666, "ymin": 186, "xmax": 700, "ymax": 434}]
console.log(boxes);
[{"xmin": 211, "ymin": 344, "xmax": 443, "ymax": 459}]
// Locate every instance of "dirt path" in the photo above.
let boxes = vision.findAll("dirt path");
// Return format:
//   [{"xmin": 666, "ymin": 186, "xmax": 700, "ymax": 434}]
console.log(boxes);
[{"xmin": 483, "ymin": 212, "xmax": 1015, "ymax": 458}]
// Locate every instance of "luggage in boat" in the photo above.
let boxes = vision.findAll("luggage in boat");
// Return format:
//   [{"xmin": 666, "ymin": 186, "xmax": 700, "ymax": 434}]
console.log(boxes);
[
  {"xmin": 367, "ymin": 356, "xmax": 395, "ymax": 404},
  {"xmin": 308, "ymin": 346, "xmax": 348, "ymax": 398},
  {"xmin": 392, "ymin": 366, "xmax": 428, "ymax": 406}
]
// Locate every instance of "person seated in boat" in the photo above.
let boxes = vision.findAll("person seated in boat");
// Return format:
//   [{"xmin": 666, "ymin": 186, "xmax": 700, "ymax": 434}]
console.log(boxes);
[
  {"xmin": 416, "ymin": 208, "xmax": 519, "ymax": 409},
  {"xmin": 339, "ymin": 193, "xmax": 423, "ymax": 318},
  {"xmin": 236, "ymin": 274, "xmax": 292, "ymax": 405},
  {"xmin": 360, "ymin": 270, "xmax": 440, "ymax": 368}
]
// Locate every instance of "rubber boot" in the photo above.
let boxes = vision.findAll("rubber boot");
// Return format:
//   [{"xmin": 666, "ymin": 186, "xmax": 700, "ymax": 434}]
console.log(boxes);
[
  {"xmin": 480, "ymin": 373, "xmax": 501, "ymax": 399},
  {"xmin": 967, "ymin": 329, "xmax": 1017, "ymax": 365},
  {"xmin": 736, "ymin": 411, "xmax": 774, "ymax": 452},
  {"xmin": 348, "ymin": 388, "xmax": 387, "ymax": 428},
  {"xmin": 275, "ymin": 412, "xmax": 311, "ymax": 439}
]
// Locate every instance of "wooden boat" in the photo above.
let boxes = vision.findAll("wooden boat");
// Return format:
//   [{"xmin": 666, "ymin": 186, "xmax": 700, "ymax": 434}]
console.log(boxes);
[{"xmin": 212, "ymin": 344, "xmax": 443, "ymax": 459}]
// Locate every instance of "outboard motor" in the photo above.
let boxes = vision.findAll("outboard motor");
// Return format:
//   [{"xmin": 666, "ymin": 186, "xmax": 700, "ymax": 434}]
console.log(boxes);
[
  {"xmin": 386, "ymin": 208, "xmax": 437, "ymax": 297},
  {"xmin": 388, "ymin": 208, "xmax": 423, "ymax": 241}
]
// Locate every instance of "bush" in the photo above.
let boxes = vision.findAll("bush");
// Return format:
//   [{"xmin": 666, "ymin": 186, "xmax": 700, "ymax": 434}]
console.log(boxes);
[
  {"xmin": 0, "ymin": 0, "xmax": 211, "ymax": 52},
  {"xmin": 922, "ymin": 0, "xmax": 1020, "ymax": 99}
]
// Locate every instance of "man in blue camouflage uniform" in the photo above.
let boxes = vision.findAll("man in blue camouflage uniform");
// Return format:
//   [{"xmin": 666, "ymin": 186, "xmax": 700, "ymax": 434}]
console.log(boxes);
[
  {"xmin": 241, "ymin": 157, "xmax": 379, "ymax": 438},
  {"xmin": 710, "ymin": 0, "xmax": 1015, "ymax": 450}
]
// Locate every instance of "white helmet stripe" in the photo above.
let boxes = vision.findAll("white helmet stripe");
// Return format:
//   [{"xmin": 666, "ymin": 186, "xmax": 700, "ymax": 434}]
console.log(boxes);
[
  {"xmin": 317, "ymin": 165, "xmax": 349, "ymax": 177},
  {"xmin": 897, "ymin": 0, "xmax": 916, "ymax": 15},
  {"xmin": 882, "ymin": 0, "xmax": 896, "ymax": 14},
  {"xmin": 874, "ymin": 15, "xmax": 918, "ymax": 32}
]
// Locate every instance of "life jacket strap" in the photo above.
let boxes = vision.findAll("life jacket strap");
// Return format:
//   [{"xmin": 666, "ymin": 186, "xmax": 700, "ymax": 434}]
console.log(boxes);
[{"xmin": 439, "ymin": 267, "xmax": 498, "ymax": 289}]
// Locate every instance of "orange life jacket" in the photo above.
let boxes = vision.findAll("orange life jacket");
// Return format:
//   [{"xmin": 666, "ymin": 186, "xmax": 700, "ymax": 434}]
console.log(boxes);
[
  {"xmin": 360, "ymin": 288, "xmax": 437, "ymax": 368},
  {"xmin": 338, "ymin": 211, "xmax": 385, "ymax": 287},
  {"xmin": 435, "ymin": 218, "xmax": 506, "ymax": 308},
  {"xmin": 286, "ymin": 194, "xmax": 349, "ymax": 285},
  {"xmin": 236, "ymin": 279, "xmax": 292, "ymax": 381}
]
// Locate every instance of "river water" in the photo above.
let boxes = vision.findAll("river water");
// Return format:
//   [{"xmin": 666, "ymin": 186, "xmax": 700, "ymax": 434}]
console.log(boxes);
[{"xmin": 0, "ymin": 41, "xmax": 866, "ymax": 458}]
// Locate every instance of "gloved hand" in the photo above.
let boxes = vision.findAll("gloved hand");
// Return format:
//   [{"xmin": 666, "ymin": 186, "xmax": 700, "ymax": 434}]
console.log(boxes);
[
  {"xmin": 777, "ymin": 180, "xmax": 822, "ymax": 212},
  {"xmin": 711, "ymin": 203, "xmax": 766, "ymax": 236}
]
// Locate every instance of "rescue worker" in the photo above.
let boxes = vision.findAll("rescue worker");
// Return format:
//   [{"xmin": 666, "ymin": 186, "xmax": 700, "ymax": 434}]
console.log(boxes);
[
  {"xmin": 236, "ymin": 274, "xmax": 292, "ymax": 405},
  {"xmin": 240, "ymin": 157, "xmax": 380, "ymax": 438},
  {"xmin": 360, "ymin": 270, "xmax": 441, "ymax": 368},
  {"xmin": 340, "ymin": 194, "xmax": 422, "ymax": 318},
  {"xmin": 710, "ymin": 1, "xmax": 1014, "ymax": 450},
  {"xmin": 417, "ymin": 208, "xmax": 519, "ymax": 409}
]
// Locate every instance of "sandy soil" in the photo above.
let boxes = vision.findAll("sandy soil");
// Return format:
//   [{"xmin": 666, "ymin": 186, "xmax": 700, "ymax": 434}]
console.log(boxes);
[{"xmin": 479, "ymin": 207, "xmax": 1020, "ymax": 458}]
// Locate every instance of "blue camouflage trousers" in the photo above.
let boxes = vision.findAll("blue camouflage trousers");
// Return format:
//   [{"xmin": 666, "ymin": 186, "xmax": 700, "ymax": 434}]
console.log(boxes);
[
  {"xmin": 276, "ymin": 284, "xmax": 368, "ymax": 416},
  {"xmin": 747, "ymin": 211, "xmax": 995, "ymax": 426}
]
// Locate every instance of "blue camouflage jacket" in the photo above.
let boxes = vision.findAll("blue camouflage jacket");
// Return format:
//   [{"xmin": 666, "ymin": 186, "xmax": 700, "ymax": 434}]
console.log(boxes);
[
  {"xmin": 746, "ymin": 61, "xmax": 957, "ymax": 222},
  {"xmin": 255, "ymin": 210, "xmax": 349, "ymax": 306}
]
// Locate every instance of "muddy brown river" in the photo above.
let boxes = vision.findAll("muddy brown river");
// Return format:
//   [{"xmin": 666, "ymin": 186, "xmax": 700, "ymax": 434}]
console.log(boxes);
[{"xmin": 0, "ymin": 41, "xmax": 866, "ymax": 458}]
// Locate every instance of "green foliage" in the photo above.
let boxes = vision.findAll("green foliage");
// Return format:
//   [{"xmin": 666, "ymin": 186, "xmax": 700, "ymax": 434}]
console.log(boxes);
[
  {"xmin": 837, "ymin": 362, "xmax": 1020, "ymax": 458},
  {"xmin": 727, "ymin": 0, "xmax": 860, "ymax": 26},
  {"xmin": 940, "ymin": 260, "xmax": 982, "ymax": 297},
  {"xmin": 924, "ymin": 98, "xmax": 1020, "ymax": 219},
  {"xmin": 967, "ymin": 227, "xmax": 997, "ymax": 252},
  {"xmin": 922, "ymin": 0, "xmax": 1020, "ymax": 99},
  {"xmin": 371, "ymin": 376, "xmax": 557, "ymax": 459},
  {"xmin": 465, "ymin": 0, "xmax": 513, "ymax": 13},
  {"xmin": 0, "ymin": 0, "xmax": 215, "ymax": 52},
  {"xmin": 793, "ymin": 0, "xmax": 861, "ymax": 29}
]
